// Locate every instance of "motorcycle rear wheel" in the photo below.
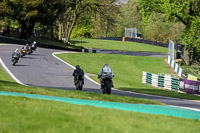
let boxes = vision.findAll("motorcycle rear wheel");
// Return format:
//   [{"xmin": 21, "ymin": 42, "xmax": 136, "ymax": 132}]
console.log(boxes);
[
  {"xmin": 105, "ymin": 82, "xmax": 111, "ymax": 94},
  {"xmin": 76, "ymin": 80, "xmax": 83, "ymax": 91}
]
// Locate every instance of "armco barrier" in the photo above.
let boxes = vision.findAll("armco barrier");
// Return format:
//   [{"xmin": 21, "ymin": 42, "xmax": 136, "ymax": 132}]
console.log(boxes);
[
  {"xmin": 142, "ymin": 72, "xmax": 179, "ymax": 91},
  {"xmin": 167, "ymin": 55, "xmax": 198, "ymax": 81},
  {"xmin": 82, "ymin": 49, "xmax": 100, "ymax": 53},
  {"xmin": 99, "ymin": 37, "xmax": 168, "ymax": 48}
]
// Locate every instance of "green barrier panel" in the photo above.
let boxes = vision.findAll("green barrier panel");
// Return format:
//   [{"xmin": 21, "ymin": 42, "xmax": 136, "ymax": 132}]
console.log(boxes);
[
  {"xmin": 173, "ymin": 62, "xmax": 176, "ymax": 69},
  {"xmin": 172, "ymin": 77, "xmax": 179, "ymax": 80},
  {"xmin": 0, "ymin": 91, "xmax": 200, "ymax": 120},
  {"xmin": 170, "ymin": 58, "xmax": 172, "ymax": 66},
  {"xmin": 177, "ymin": 66, "xmax": 180, "ymax": 75}
]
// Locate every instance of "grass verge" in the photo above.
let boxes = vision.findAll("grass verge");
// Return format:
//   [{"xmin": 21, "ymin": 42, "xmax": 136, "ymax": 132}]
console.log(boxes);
[
  {"xmin": 0, "ymin": 95, "xmax": 200, "ymax": 133},
  {"xmin": 0, "ymin": 63, "xmax": 161, "ymax": 105},
  {"xmin": 71, "ymin": 38, "xmax": 168, "ymax": 53},
  {"xmin": 56, "ymin": 53, "xmax": 200, "ymax": 100},
  {"xmin": 29, "ymin": 38, "xmax": 168, "ymax": 53}
]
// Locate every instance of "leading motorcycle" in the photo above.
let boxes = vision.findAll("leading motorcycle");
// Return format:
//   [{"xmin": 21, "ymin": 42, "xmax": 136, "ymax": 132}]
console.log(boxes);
[
  {"xmin": 11, "ymin": 54, "xmax": 19, "ymax": 66},
  {"xmin": 101, "ymin": 75, "xmax": 113, "ymax": 94}
]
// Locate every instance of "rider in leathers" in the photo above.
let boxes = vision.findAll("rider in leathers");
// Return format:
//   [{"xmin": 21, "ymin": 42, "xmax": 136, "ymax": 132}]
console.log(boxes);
[
  {"xmin": 72, "ymin": 65, "xmax": 84, "ymax": 85},
  {"xmin": 98, "ymin": 64, "xmax": 114, "ymax": 88},
  {"xmin": 12, "ymin": 49, "xmax": 20, "ymax": 59}
]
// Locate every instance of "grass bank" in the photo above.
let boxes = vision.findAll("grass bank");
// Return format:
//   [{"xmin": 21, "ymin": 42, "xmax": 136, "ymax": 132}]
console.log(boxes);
[
  {"xmin": 0, "ymin": 95, "xmax": 200, "ymax": 133},
  {"xmin": 56, "ymin": 53, "xmax": 200, "ymax": 100},
  {"xmin": 71, "ymin": 38, "xmax": 168, "ymax": 53},
  {"xmin": 0, "ymin": 64, "xmax": 161, "ymax": 105},
  {"xmin": 29, "ymin": 38, "xmax": 168, "ymax": 53}
]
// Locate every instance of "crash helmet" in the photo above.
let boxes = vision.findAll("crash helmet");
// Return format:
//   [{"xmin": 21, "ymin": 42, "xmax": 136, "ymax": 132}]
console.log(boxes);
[
  {"xmin": 15, "ymin": 49, "xmax": 19, "ymax": 52},
  {"xmin": 76, "ymin": 65, "xmax": 80, "ymax": 69}
]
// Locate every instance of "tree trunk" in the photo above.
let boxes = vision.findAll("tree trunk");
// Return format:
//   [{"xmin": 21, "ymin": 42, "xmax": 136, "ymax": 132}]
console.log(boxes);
[
  {"xmin": 183, "ymin": 47, "xmax": 191, "ymax": 65},
  {"xmin": 65, "ymin": 16, "xmax": 76, "ymax": 42},
  {"xmin": 49, "ymin": 23, "xmax": 54, "ymax": 39},
  {"xmin": 20, "ymin": 21, "xmax": 27, "ymax": 40},
  {"xmin": 59, "ymin": 23, "xmax": 62, "ymax": 40},
  {"xmin": 27, "ymin": 21, "xmax": 36, "ymax": 37}
]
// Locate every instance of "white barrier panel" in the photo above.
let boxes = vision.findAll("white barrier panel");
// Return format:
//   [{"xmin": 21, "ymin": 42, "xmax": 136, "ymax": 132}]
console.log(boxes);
[{"xmin": 142, "ymin": 71, "xmax": 179, "ymax": 91}]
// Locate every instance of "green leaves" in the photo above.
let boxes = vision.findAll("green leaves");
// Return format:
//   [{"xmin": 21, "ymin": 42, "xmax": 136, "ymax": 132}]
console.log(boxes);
[{"xmin": 139, "ymin": 0, "xmax": 200, "ymax": 60}]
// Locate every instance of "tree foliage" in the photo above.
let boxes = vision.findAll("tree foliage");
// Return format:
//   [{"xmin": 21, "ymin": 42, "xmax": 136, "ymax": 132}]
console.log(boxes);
[
  {"xmin": 0, "ymin": 0, "xmax": 66, "ymax": 39},
  {"xmin": 138, "ymin": 0, "xmax": 200, "ymax": 54},
  {"xmin": 58, "ymin": 0, "xmax": 119, "ymax": 42}
]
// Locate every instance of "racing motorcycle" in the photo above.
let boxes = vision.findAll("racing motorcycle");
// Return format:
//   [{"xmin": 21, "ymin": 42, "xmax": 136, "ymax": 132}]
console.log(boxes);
[
  {"xmin": 26, "ymin": 44, "xmax": 31, "ymax": 55},
  {"xmin": 30, "ymin": 41, "xmax": 37, "ymax": 53},
  {"xmin": 101, "ymin": 74, "xmax": 113, "ymax": 94},
  {"xmin": 74, "ymin": 75, "xmax": 84, "ymax": 90},
  {"xmin": 20, "ymin": 47, "xmax": 26, "ymax": 58},
  {"xmin": 11, "ymin": 54, "xmax": 19, "ymax": 66}
]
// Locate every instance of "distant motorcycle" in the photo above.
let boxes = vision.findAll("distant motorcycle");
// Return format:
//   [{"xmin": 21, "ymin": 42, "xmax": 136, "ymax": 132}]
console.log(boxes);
[
  {"xmin": 11, "ymin": 53, "xmax": 19, "ymax": 66},
  {"xmin": 74, "ymin": 75, "xmax": 84, "ymax": 90},
  {"xmin": 26, "ymin": 44, "xmax": 31, "ymax": 55},
  {"xmin": 30, "ymin": 41, "xmax": 37, "ymax": 54},
  {"xmin": 20, "ymin": 47, "xmax": 26, "ymax": 58},
  {"xmin": 101, "ymin": 74, "xmax": 113, "ymax": 94}
]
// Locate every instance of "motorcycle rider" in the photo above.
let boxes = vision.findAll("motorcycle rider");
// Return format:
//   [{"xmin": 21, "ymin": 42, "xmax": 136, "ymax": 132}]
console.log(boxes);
[
  {"xmin": 12, "ymin": 49, "xmax": 20, "ymax": 60},
  {"xmin": 31, "ymin": 41, "xmax": 37, "ymax": 51},
  {"xmin": 98, "ymin": 64, "xmax": 114, "ymax": 88},
  {"xmin": 72, "ymin": 65, "xmax": 84, "ymax": 85},
  {"xmin": 24, "ymin": 43, "xmax": 31, "ymax": 54}
]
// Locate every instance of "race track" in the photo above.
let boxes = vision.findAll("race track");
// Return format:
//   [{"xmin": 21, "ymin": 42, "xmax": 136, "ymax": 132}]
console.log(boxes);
[{"xmin": 0, "ymin": 44, "xmax": 200, "ymax": 111}]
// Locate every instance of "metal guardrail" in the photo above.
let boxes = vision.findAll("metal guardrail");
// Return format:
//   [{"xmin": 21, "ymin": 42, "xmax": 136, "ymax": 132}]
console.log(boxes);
[{"xmin": 99, "ymin": 37, "xmax": 169, "ymax": 48}]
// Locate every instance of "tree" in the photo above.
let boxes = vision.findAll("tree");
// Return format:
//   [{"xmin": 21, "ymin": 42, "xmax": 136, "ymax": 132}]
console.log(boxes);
[
  {"xmin": 58, "ymin": 0, "xmax": 119, "ymax": 42},
  {"xmin": 0, "ymin": 0, "xmax": 66, "ymax": 39},
  {"xmin": 138, "ymin": 0, "xmax": 200, "ymax": 62},
  {"xmin": 90, "ymin": 0, "xmax": 120, "ymax": 38},
  {"xmin": 113, "ymin": 0, "xmax": 142, "ymax": 37}
]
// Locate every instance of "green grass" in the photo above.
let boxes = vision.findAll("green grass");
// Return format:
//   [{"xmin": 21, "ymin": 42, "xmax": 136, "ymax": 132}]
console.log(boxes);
[
  {"xmin": 0, "ymin": 63, "xmax": 161, "ymax": 105},
  {"xmin": 28, "ymin": 38, "xmax": 168, "ymax": 53},
  {"xmin": 1, "ymin": 95, "xmax": 200, "ymax": 133},
  {"xmin": 71, "ymin": 38, "xmax": 168, "ymax": 53},
  {"xmin": 56, "ymin": 53, "xmax": 200, "ymax": 100}
]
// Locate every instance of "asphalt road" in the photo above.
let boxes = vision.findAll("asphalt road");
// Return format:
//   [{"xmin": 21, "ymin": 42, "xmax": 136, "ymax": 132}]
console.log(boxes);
[{"xmin": 0, "ymin": 44, "xmax": 200, "ymax": 111}]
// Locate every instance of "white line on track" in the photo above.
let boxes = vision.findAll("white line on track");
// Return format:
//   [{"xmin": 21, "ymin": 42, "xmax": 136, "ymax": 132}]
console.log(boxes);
[
  {"xmin": 52, "ymin": 52, "xmax": 100, "ymax": 86},
  {"xmin": 0, "ymin": 58, "xmax": 27, "ymax": 86}
]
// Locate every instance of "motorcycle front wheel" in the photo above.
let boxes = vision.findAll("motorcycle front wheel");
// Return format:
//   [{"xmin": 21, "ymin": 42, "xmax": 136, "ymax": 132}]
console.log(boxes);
[{"xmin": 12, "ymin": 59, "xmax": 17, "ymax": 66}]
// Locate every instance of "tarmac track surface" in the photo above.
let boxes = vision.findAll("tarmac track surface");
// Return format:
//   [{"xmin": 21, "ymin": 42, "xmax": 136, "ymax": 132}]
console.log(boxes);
[{"xmin": 0, "ymin": 44, "xmax": 200, "ymax": 111}]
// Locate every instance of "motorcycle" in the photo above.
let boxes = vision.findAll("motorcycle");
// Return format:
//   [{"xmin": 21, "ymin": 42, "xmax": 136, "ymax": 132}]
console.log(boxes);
[
  {"xmin": 20, "ymin": 47, "xmax": 26, "ymax": 58},
  {"xmin": 101, "ymin": 75, "xmax": 113, "ymax": 94},
  {"xmin": 31, "ymin": 42, "xmax": 37, "ymax": 52},
  {"xmin": 30, "ymin": 43, "xmax": 36, "ymax": 54},
  {"xmin": 26, "ymin": 45, "xmax": 31, "ymax": 55},
  {"xmin": 11, "ymin": 54, "xmax": 19, "ymax": 66},
  {"xmin": 75, "ymin": 75, "xmax": 84, "ymax": 90}
]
